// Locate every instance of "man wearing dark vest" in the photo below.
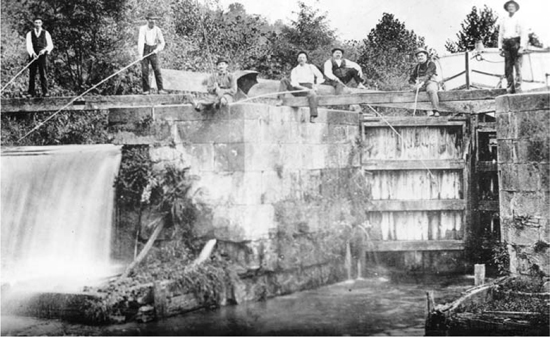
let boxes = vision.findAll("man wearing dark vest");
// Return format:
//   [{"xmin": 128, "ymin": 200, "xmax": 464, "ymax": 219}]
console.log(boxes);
[
  {"xmin": 26, "ymin": 17, "xmax": 53, "ymax": 97},
  {"xmin": 138, "ymin": 12, "xmax": 166, "ymax": 94},
  {"xmin": 323, "ymin": 47, "xmax": 366, "ymax": 94}
]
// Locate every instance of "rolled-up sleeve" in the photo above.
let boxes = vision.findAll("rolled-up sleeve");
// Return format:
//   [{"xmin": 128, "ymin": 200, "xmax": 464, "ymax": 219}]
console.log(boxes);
[
  {"xmin": 45, "ymin": 31, "xmax": 54, "ymax": 53},
  {"xmin": 323, "ymin": 59, "xmax": 336, "ymax": 81},
  {"xmin": 26, "ymin": 32, "xmax": 34, "ymax": 56},
  {"xmin": 312, "ymin": 65, "xmax": 325, "ymax": 85}
]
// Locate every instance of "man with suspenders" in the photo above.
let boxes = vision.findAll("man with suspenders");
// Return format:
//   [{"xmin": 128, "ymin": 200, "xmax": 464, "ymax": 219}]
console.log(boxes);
[{"xmin": 138, "ymin": 12, "xmax": 167, "ymax": 94}]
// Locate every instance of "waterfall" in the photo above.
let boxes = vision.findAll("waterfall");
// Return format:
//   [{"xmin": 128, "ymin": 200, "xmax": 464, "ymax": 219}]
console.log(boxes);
[{"xmin": 1, "ymin": 145, "xmax": 122, "ymax": 292}]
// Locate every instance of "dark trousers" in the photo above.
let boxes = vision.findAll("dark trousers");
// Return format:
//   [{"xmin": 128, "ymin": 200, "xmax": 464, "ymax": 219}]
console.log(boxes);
[
  {"xmin": 329, "ymin": 68, "xmax": 363, "ymax": 94},
  {"xmin": 141, "ymin": 45, "xmax": 163, "ymax": 91},
  {"xmin": 502, "ymin": 37, "xmax": 522, "ymax": 91},
  {"xmin": 28, "ymin": 54, "xmax": 48, "ymax": 95},
  {"xmin": 278, "ymin": 78, "xmax": 318, "ymax": 117}
]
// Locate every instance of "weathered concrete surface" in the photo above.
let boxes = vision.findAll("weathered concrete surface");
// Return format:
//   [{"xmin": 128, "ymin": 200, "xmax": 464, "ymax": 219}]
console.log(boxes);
[
  {"xmin": 496, "ymin": 92, "xmax": 550, "ymax": 275},
  {"xmin": 110, "ymin": 103, "xmax": 362, "ymax": 283}
]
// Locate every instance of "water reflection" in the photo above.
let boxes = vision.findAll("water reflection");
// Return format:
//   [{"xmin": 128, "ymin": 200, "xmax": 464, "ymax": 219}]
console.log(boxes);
[
  {"xmin": 106, "ymin": 275, "xmax": 471, "ymax": 336},
  {"xmin": 1, "ymin": 275, "xmax": 473, "ymax": 336}
]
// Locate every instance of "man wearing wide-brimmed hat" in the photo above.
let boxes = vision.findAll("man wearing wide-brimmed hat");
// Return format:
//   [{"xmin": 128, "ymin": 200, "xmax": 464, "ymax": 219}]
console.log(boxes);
[
  {"xmin": 408, "ymin": 48, "xmax": 440, "ymax": 117},
  {"xmin": 192, "ymin": 58, "xmax": 237, "ymax": 111},
  {"xmin": 498, "ymin": 0, "xmax": 527, "ymax": 93},
  {"xmin": 323, "ymin": 47, "xmax": 366, "ymax": 94},
  {"xmin": 138, "ymin": 12, "xmax": 166, "ymax": 94}
]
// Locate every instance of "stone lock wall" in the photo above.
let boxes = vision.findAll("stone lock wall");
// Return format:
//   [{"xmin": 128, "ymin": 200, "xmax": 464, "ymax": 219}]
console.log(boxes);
[
  {"xmin": 496, "ymin": 92, "xmax": 550, "ymax": 275},
  {"xmin": 110, "ymin": 103, "xmax": 365, "ymax": 295}
]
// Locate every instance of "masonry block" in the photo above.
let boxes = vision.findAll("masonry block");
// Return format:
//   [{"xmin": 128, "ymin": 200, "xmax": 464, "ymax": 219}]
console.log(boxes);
[
  {"xmin": 497, "ymin": 139, "xmax": 513, "ymax": 164},
  {"xmin": 213, "ymin": 143, "xmax": 245, "ymax": 172},
  {"xmin": 499, "ymin": 164, "xmax": 519, "ymax": 191},
  {"xmin": 511, "ymin": 191, "xmax": 541, "ymax": 217},
  {"xmin": 516, "ymin": 163, "xmax": 542, "ymax": 192},
  {"xmin": 176, "ymin": 119, "xmax": 244, "ymax": 144}
]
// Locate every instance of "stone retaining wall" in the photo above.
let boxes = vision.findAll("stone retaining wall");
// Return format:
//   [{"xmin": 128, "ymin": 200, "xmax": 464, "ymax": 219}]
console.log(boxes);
[
  {"xmin": 110, "ymin": 103, "xmax": 364, "ymax": 291},
  {"xmin": 496, "ymin": 92, "xmax": 550, "ymax": 275}
]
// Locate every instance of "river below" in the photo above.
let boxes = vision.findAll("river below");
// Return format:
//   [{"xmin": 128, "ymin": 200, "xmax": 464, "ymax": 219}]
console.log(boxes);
[{"xmin": 1, "ymin": 274, "xmax": 474, "ymax": 336}]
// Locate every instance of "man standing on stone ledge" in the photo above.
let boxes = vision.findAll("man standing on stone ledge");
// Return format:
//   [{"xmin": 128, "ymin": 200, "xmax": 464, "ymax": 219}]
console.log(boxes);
[
  {"xmin": 138, "ymin": 12, "xmax": 167, "ymax": 95},
  {"xmin": 26, "ymin": 17, "xmax": 54, "ymax": 98},
  {"xmin": 498, "ymin": 0, "xmax": 527, "ymax": 94},
  {"xmin": 323, "ymin": 47, "xmax": 366, "ymax": 95},
  {"xmin": 276, "ymin": 51, "xmax": 325, "ymax": 123}
]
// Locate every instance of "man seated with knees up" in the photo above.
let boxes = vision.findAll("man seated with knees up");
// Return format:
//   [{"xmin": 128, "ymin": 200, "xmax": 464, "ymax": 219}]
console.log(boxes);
[
  {"xmin": 193, "ymin": 58, "xmax": 237, "ymax": 111},
  {"xmin": 323, "ymin": 47, "xmax": 366, "ymax": 94},
  {"xmin": 409, "ymin": 48, "xmax": 440, "ymax": 117},
  {"xmin": 276, "ymin": 51, "xmax": 324, "ymax": 123}
]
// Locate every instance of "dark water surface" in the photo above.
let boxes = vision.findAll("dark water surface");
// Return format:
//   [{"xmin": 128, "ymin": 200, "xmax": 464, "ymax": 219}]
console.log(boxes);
[{"xmin": 1, "ymin": 275, "xmax": 474, "ymax": 336}]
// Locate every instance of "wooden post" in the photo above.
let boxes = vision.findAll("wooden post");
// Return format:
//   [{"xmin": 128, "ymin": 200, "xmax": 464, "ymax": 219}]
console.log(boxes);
[
  {"xmin": 474, "ymin": 264, "xmax": 485, "ymax": 286},
  {"xmin": 465, "ymin": 51, "xmax": 471, "ymax": 90},
  {"xmin": 153, "ymin": 281, "xmax": 168, "ymax": 319}
]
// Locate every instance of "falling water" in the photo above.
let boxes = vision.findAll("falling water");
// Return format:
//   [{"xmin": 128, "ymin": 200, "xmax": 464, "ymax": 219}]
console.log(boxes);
[{"xmin": 1, "ymin": 145, "xmax": 122, "ymax": 292}]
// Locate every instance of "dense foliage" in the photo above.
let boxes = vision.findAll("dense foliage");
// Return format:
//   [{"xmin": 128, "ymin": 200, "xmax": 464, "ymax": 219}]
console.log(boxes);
[
  {"xmin": 357, "ymin": 13, "xmax": 427, "ymax": 91},
  {"xmin": 445, "ymin": 6, "xmax": 499, "ymax": 53},
  {"xmin": 1, "ymin": 110, "xmax": 110, "ymax": 146}
]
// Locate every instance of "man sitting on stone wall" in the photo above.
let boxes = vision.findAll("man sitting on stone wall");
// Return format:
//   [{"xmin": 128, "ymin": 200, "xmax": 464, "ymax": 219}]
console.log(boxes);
[
  {"xmin": 323, "ymin": 47, "xmax": 366, "ymax": 95},
  {"xmin": 276, "ymin": 51, "xmax": 325, "ymax": 123},
  {"xmin": 193, "ymin": 58, "xmax": 237, "ymax": 111}
]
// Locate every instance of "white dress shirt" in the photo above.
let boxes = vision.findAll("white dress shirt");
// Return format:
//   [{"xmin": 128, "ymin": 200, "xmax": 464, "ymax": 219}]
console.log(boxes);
[
  {"xmin": 498, "ymin": 13, "xmax": 528, "ymax": 49},
  {"xmin": 290, "ymin": 63, "xmax": 325, "ymax": 87},
  {"xmin": 26, "ymin": 29, "xmax": 54, "ymax": 57},
  {"xmin": 137, "ymin": 25, "xmax": 165, "ymax": 57}
]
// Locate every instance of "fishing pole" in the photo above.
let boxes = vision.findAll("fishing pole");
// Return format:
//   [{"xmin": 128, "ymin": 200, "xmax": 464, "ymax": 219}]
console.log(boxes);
[
  {"xmin": 229, "ymin": 89, "xmax": 310, "ymax": 105},
  {"xmin": 365, "ymin": 104, "xmax": 438, "ymax": 186},
  {"xmin": 17, "ymin": 51, "xmax": 156, "ymax": 143},
  {"xmin": 0, "ymin": 56, "xmax": 38, "ymax": 94},
  {"xmin": 412, "ymin": 81, "xmax": 424, "ymax": 116}
]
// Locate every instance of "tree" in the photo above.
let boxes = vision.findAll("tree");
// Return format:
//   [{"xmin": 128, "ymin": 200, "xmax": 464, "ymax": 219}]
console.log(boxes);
[
  {"xmin": 445, "ymin": 5, "xmax": 499, "ymax": 53},
  {"xmin": 276, "ymin": 1, "xmax": 337, "ymax": 69},
  {"xmin": 358, "ymin": 13, "xmax": 426, "ymax": 90}
]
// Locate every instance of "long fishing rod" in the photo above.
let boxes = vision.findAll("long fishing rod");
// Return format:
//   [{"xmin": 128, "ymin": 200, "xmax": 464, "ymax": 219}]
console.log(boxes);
[
  {"xmin": 229, "ymin": 89, "xmax": 309, "ymax": 105},
  {"xmin": 412, "ymin": 81, "xmax": 424, "ymax": 116},
  {"xmin": 17, "ymin": 51, "xmax": 155, "ymax": 143},
  {"xmin": 0, "ymin": 56, "xmax": 38, "ymax": 94},
  {"xmin": 365, "ymin": 104, "xmax": 438, "ymax": 186}
]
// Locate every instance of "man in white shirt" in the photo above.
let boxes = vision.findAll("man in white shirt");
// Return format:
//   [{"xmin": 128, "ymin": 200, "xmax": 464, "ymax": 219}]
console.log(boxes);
[
  {"xmin": 277, "ymin": 51, "xmax": 325, "ymax": 123},
  {"xmin": 498, "ymin": 0, "xmax": 527, "ymax": 93},
  {"xmin": 26, "ymin": 17, "xmax": 54, "ymax": 98},
  {"xmin": 138, "ymin": 13, "xmax": 166, "ymax": 94},
  {"xmin": 323, "ymin": 47, "xmax": 366, "ymax": 94}
]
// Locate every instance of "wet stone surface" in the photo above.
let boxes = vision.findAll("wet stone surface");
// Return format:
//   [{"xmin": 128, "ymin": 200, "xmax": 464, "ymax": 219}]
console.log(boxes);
[{"xmin": 1, "ymin": 275, "xmax": 473, "ymax": 336}]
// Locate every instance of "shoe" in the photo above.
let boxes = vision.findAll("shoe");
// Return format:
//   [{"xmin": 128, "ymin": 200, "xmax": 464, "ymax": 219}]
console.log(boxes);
[
  {"xmin": 357, "ymin": 83, "xmax": 367, "ymax": 89},
  {"xmin": 192, "ymin": 100, "xmax": 201, "ymax": 112},
  {"xmin": 433, "ymin": 111, "xmax": 440, "ymax": 117},
  {"xmin": 43, "ymin": 93, "xmax": 50, "ymax": 97},
  {"xmin": 506, "ymin": 87, "xmax": 514, "ymax": 94},
  {"xmin": 142, "ymin": 91, "xmax": 150, "ymax": 95},
  {"xmin": 310, "ymin": 116, "xmax": 316, "ymax": 123},
  {"xmin": 158, "ymin": 89, "xmax": 168, "ymax": 94}
]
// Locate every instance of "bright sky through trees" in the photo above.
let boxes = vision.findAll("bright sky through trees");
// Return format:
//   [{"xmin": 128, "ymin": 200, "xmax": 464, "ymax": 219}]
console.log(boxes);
[{"xmin": 215, "ymin": 0, "xmax": 550, "ymax": 54}]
